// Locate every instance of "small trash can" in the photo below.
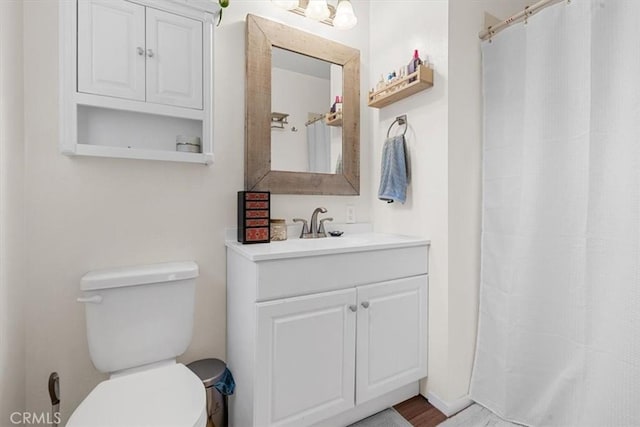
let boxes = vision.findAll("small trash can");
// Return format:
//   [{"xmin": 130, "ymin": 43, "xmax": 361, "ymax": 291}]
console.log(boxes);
[{"xmin": 187, "ymin": 358, "xmax": 233, "ymax": 427}]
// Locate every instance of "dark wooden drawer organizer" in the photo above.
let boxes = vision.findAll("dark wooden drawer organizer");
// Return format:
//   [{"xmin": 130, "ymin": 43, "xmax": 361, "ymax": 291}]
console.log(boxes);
[{"xmin": 237, "ymin": 191, "xmax": 271, "ymax": 244}]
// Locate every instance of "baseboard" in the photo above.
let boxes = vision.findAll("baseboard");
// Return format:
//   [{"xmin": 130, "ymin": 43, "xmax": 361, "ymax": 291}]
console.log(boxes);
[{"xmin": 425, "ymin": 391, "xmax": 473, "ymax": 417}]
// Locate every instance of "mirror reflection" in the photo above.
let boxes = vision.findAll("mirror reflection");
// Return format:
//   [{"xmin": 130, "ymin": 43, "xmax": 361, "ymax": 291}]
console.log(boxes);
[{"xmin": 271, "ymin": 47, "xmax": 343, "ymax": 174}]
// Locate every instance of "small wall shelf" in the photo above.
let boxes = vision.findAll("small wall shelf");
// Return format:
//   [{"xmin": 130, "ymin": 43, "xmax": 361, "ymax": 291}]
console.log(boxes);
[
  {"xmin": 325, "ymin": 111, "xmax": 343, "ymax": 127},
  {"xmin": 368, "ymin": 64, "xmax": 434, "ymax": 109},
  {"xmin": 74, "ymin": 144, "xmax": 212, "ymax": 164}
]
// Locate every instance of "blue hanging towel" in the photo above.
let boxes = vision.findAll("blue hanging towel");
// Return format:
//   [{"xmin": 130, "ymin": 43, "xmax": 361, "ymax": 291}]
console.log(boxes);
[
  {"xmin": 214, "ymin": 368, "xmax": 236, "ymax": 395},
  {"xmin": 378, "ymin": 135, "xmax": 408, "ymax": 203}
]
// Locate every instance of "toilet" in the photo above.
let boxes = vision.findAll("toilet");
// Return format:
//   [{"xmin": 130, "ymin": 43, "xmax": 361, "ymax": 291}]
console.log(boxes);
[{"xmin": 68, "ymin": 261, "xmax": 207, "ymax": 427}]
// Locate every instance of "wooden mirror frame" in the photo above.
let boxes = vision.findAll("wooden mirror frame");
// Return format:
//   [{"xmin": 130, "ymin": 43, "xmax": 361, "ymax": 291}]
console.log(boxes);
[{"xmin": 245, "ymin": 14, "xmax": 360, "ymax": 195}]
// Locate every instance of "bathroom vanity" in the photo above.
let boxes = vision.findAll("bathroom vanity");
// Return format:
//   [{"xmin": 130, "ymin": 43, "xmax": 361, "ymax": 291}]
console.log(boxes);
[{"xmin": 226, "ymin": 230, "xmax": 429, "ymax": 427}]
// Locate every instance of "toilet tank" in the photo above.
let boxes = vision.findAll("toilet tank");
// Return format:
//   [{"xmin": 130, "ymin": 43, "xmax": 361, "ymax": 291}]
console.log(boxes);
[{"xmin": 79, "ymin": 261, "xmax": 199, "ymax": 374}]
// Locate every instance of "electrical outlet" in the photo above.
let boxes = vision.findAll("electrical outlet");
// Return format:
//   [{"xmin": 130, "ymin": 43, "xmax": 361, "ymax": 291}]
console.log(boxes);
[{"xmin": 346, "ymin": 205, "xmax": 356, "ymax": 224}]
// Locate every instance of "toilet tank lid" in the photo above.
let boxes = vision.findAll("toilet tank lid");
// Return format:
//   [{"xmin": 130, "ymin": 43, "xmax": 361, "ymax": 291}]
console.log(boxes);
[{"xmin": 81, "ymin": 261, "xmax": 199, "ymax": 291}]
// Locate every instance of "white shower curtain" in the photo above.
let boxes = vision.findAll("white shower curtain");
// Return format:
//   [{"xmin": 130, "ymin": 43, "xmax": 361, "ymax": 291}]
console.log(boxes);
[
  {"xmin": 471, "ymin": 1, "xmax": 640, "ymax": 426},
  {"xmin": 307, "ymin": 120, "xmax": 331, "ymax": 173}
]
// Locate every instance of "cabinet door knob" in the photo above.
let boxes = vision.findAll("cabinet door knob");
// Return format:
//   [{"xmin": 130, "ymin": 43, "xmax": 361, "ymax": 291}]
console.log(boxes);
[
  {"xmin": 137, "ymin": 47, "xmax": 144, "ymax": 56},
  {"xmin": 361, "ymin": 301, "xmax": 370, "ymax": 309},
  {"xmin": 348, "ymin": 305, "xmax": 357, "ymax": 312},
  {"xmin": 146, "ymin": 49, "xmax": 154, "ymax": 58}
]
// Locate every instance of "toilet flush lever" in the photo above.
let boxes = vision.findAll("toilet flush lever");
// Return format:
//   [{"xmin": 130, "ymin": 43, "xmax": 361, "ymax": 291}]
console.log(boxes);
[
  {"xmin": 77, "ymin": 295, "xmax": 103, "ymax": 304},
  {"xmin": 48, "ymin": 372, "xmax": 60, "ymax": 427}
]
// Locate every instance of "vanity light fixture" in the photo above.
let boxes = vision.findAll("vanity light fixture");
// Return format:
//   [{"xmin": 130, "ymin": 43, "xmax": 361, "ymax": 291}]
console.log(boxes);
[
  {"xmin": 333, "ymin": 0, "xmax": 357, "ymax": 30},
  {"xmin": 305, "ymin": 0, "xmax": 331, "ymax": 21},
  {"xmin": 270, "ymin": 0, "xmax": 358, "ymax": 29}
]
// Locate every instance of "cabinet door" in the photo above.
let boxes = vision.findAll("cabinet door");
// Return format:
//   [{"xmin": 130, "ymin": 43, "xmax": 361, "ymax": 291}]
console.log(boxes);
[
  {"xmin": 256, "ymin": 289, "xmax": 356, "ymax": 427},
  {"xmin": 356, "ymin": 275, "xmax": 428, "ymax": 404},
  {"xmin": 77, "ymin": 0, "xmax": 146, "ymax": 101},
  {"xmin": 145, "ymin": 8, "xmax": 203, "ymax": 109}
]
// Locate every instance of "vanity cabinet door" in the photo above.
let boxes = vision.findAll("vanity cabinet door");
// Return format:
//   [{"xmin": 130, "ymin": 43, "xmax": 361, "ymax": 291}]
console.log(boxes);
[
  {"xmin": 77, "ymin": 0, "xmax": 146, "ymax": 101},
  {"xmin": 356, "ymin": 275, "xmax": 428, "ymax": 404},
  {"xmin": 255, "ymin": 288, "xmax": 357, "ymax": 427},
  {"xmin": 145, "ymin": 8, "xmax": 203, "ymax": 109}
]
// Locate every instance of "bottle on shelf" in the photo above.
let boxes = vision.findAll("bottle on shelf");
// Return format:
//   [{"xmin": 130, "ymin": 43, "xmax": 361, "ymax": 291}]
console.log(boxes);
[
  {"xmin": 398, "ymin": 65, "xmax": 408, "ymax": 89},
  {"xmin": 408, "ymin": 49, "xmax": 423, "ymax": 82},
  {"xmin": 335, "ymin": 96, "xmax": 343, "ymax": 113},
  {"xmin": 330, "ymin": 95, "xmax": 339, "ymax": 113}
]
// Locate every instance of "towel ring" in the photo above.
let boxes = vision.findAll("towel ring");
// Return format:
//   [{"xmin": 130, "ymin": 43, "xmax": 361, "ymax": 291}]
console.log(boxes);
[{"xmin": 387, "ymin": 115, "xmax": 408, "ymax": 138}]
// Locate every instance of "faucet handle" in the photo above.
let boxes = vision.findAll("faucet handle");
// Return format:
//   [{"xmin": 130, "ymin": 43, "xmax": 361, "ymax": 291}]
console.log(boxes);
[
  {"xmin": 293, "ymin": 218, "xmax": 310, "ymax": 238},
  {"xmin": 318, "ymin": 217, "xmax": 334, "ymax": 236}
]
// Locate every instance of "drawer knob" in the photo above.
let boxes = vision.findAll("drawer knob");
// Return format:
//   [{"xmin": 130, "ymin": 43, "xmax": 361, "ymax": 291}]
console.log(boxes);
[
  {"xmin": 361, "ymin": 301, "xmax": 370, "ymax": 309},
  {"xmin": 348, "ymin": 305, "xmax": 357, "ymax": 312}
]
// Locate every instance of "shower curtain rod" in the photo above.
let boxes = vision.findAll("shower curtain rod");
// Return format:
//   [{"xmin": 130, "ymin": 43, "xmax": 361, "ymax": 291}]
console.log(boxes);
[
  {"xmin": 479, "ymin": 0, "xmax": 565, "ymax": 41},
  {"xmin": 305, "ymin": 115, "xmax": 325, "ymax": 126}
]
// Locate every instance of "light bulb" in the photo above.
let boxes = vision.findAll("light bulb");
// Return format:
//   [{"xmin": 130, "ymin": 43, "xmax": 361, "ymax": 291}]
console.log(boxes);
[
  {"xmin": 305, "ymin": 0, "xmax": 330, "ymax": 21},
  {"xmin": 272, "ymin": 0, "xmax": 299, "ymax": 10},
  {"xmin": 333, "ymin": 0, "xmax": 357, "ymax": 29}
]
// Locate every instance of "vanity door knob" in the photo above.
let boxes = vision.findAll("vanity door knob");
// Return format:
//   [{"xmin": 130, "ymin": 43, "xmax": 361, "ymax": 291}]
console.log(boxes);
[
  {"xmin": 146, "ymin": 49, "xmax": 154, "ymax": 58},
  {"xmin": 361, "ymin": 301, "xmax": 370, "ymax": 309},
  {"xmin": 136, "ymin": 47, "xmax": 144, "ymax": 56},
  {"xmin": 348, "ymin": 305, "xmax": 357, "ymax": 312}
]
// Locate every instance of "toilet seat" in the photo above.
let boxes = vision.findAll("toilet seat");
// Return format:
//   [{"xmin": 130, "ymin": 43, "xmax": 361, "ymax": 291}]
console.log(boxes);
[{"xmin": 67, "ymin": 363, "xmax": 207, "ymax": 427}]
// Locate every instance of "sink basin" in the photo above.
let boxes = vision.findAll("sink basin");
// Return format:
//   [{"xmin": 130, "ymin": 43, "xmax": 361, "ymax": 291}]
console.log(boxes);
[{"xmin": 225, "ymin": 232, "xmax": 429, "ymax": 262}]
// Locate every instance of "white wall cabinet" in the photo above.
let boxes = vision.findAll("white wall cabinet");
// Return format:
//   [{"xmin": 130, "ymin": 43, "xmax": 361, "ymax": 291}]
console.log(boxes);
[
  {"xmin": 226, "ymin": 234, "xmax": 430, "ymax": 427},
  {"xmin": 61, "ymin": 0, "xmax": 218, "ymax": 164},
  {"xmin": 78, "ymin": 1, "xmax": 203, "ymax": 109},
  {"xmin": 78, "ymin": 0, "xmax": 146, "ymax": 101},
  {"xmin": 145, "ymin": 8, "xmax": 203, "ymax": 109}
]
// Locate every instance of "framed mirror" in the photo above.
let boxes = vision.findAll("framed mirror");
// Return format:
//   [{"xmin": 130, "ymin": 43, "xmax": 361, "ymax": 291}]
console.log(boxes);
[{"xmin": 245, "ymin": 14, "xmax": 360, "ymax": 195}]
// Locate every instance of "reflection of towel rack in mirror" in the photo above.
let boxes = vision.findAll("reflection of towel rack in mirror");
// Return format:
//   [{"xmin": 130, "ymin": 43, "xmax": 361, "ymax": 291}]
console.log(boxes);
[
  {"xmin": 271, "ymin": 112, "xmax": 289, "ymax": 129},
  {"xmin": 271, "ymin": 112, "xmax": 298, "ymax": 132},
  {"xmin": 387, "ymin": 115, "xmax": 408, "ymax": 138}
]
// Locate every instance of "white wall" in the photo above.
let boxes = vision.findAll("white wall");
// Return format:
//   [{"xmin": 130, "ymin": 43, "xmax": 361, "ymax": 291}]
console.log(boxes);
[
  {"xmin": 22, "ymin": 1, "xmax": 370, "ymax": 423},
  {"xmin": 369, "ymin": 0, "xmax": 451, "ymax": 402},
  {"xmin": 0, "ymin": 0, "xmax": 26, "ymax": 423},
  {"xmin": 369, "ymin": 0, "xmax": 528, "ymax": 410},
  {"xmin": 446, "ymin": 0, "xmax": 529, "ymax": 405}
]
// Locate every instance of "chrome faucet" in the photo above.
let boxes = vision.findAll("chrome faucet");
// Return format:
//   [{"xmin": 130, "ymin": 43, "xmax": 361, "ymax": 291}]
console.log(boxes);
[{"xmin": 293, "ymin": 207, "xmax": 333, "ymax": 238}]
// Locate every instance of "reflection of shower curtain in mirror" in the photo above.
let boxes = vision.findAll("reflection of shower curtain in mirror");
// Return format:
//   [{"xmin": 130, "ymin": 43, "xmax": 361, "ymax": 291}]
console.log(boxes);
[{"xmin": 307, "ymin": 121, "xmax": 330, "ymax": 173}]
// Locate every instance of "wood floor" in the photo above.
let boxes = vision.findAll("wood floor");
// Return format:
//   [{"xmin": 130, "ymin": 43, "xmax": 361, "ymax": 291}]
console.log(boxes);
[{"xmin": 394, "ymin": 395, "xmax": 448, "ymax": 427}]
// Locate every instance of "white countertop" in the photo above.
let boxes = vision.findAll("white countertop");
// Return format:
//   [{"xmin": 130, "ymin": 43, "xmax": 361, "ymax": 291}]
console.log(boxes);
[{"xmin": 225, "ymin": 227, "xmax": 430, "ymax": 262}]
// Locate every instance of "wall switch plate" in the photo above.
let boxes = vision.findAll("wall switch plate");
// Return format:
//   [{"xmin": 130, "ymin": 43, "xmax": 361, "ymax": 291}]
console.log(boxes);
[{"xmin": 346, "ymin": 205, "xmax": 356, "ymax": 224}]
